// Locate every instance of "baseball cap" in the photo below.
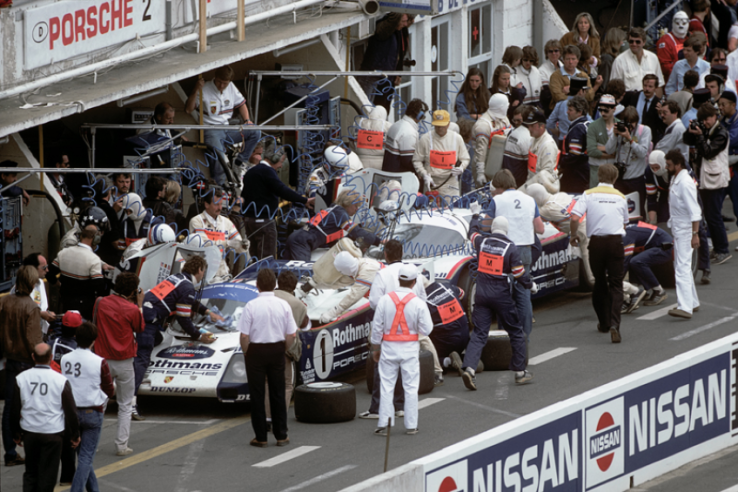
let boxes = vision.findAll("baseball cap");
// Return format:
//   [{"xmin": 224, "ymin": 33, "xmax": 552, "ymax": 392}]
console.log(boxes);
[
  {"xmin": 599, "ymin": 94, "xmax": 616, "ymax": 107},
  {"xmin": 522, "ymin": 110, "xmax": 547, "ymax": 126},
  {"xmin": 431, "ymin": 110, "xmax": 451, "ymax": 126},
  {"xmin": 398, "ymin": 264, "xmax": 418, "ymax": 281},
  {"xmin": 62, "ymin": 310, "xmax": 83, "ymax": 328}
]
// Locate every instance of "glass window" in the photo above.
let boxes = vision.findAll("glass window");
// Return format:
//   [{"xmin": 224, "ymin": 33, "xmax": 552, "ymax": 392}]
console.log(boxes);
[{"xmin": 468, "ymin": 3, "xmax": 493, "ymax": 83}]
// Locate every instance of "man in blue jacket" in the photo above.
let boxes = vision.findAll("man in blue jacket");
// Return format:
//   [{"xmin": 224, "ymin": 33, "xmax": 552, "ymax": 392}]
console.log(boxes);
[{"xmin": 241, "ymin": 144, "xmax": 314, "ymax": 259}]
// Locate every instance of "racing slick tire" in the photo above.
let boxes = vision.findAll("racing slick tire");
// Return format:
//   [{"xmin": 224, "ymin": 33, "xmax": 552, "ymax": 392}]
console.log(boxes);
[
  {"xmin": 480, "ymin": 330, "xmax": 528, "ymax": 371},
  {"xmin": 365, "ymin": 350, "xmax": 435, "ymax": 395},
  {"xmin": 294, "ymin": 382, "xmax": 356, "ymax": 423},
  {"xmin": 457, "ymin": 267, "xmax": 476, "ymax": 328},
  {"xmin": 576, "ymin": 258, "xmax": 594, "ymax": 292}
]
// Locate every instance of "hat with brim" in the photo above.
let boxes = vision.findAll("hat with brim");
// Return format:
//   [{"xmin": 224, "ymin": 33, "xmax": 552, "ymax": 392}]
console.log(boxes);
[
  {"xmin": 431, "ymin": 110, "xmax": 451, "ymax": 126},
  {"xmin": 398, "ymin": 264, "xmax": 418, "ymax": 281}
]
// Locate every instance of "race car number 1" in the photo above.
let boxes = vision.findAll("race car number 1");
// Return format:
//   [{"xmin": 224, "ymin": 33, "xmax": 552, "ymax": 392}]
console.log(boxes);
[
  {"xmin": 430, "ymin": 150, "xmax": 456, "ymax": 169},
  {"xmin": 151, "ymin": 280, "xmax": 176, "ymax": 301},
  {"xmin": 478, "ymin": 252, "xmax": 504, "ymax": 276}
]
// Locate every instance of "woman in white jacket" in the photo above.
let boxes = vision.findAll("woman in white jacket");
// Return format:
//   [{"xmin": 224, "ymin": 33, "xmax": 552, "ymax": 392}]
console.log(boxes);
[{"xmin": 518, "ymin": 46, "xmax": 542, "ymax": 107}]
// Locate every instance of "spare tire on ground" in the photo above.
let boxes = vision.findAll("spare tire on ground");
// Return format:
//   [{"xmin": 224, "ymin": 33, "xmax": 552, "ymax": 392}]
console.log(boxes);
[
  {"xmin": 294, "ymin": 382, "xmax": 356, "ymax": 423},
  {"xmin": 365, "ymin": 350, "xmax": 435, "ymax": 395},
  {"xmin": 480, "ymin": 330, "xmax": 528, "ymax": 371}
]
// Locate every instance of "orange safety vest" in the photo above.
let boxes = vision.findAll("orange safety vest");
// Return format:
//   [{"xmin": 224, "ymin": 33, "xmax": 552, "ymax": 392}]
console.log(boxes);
[
  {"xmin": 527, "ymin": 150, "xmax": 560, "ymax": 174},
  {"xmin": 308, "ymin": 208, "xmax": 349, "ymax": 243},
  {"xmin": 383, "ymin": 292, "xmax": 418, "ymax": 342}
]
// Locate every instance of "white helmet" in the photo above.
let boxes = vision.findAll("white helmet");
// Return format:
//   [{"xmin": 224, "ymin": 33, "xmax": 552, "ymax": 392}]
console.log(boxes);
[
  {"xmin": 182, "ymin": 233, "xmax": 212, "ymax": 248},
  {"xmin": 324, "ymin": 145, "xmax": 350, "ymax": 172},
  {"xmin": 147, "ymin": 223, "xmax": 176, "ymax": 247}
]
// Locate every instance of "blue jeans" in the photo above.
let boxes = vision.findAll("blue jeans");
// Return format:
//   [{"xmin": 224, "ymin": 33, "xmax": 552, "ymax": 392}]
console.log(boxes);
[
  {"xmin": 71, "ymin": 409, "xmax": 104, "ymax": 492},
  {"xmin": 3, "ymin": 360, "xmax": 32, "ymax": 462},
  {"xmin": 203, "ymin": 129, "xmax": 261, "ymax": 186},
  {"xmin": 514, "ymin": 246, "xmax": 533, "ymax": 338}
]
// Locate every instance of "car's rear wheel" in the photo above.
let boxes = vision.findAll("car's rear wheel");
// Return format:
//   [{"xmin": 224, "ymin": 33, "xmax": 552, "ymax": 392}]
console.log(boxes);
[
  {"xmin": 457, "ymin": 267, "xmax": 476, "ymax": 328},
  {"xmin": 294, "ymin": 382, "xmax": 356, "ymax": 423}
]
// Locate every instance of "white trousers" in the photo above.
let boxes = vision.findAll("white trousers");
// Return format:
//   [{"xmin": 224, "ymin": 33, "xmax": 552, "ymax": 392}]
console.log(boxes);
[
  {"xmin": 107, "ymin": 358, "xmax": 135, "ymax": 452},
  {"xmin": 672, "ymin": 220, "xmax": 699, "ymax": 313},
  {"xmin": 378, "ymin": 341, "xmax": 419, "ymax": 429}
]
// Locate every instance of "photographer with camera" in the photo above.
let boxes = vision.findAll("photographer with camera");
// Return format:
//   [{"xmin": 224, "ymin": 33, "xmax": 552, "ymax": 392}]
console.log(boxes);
[
  {"xmin": 605, "ymin": 107, "xmax": 652, "ymax": 215},
  {"xmin": 683, "ymin": 102, "xmax": 732, "ymax": 265}
]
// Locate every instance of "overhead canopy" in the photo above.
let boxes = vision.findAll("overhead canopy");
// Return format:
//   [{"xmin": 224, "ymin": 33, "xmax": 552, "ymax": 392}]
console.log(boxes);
[{"xmin": 0, "ymin": 8, "xmax": 366, "ymax": 139}]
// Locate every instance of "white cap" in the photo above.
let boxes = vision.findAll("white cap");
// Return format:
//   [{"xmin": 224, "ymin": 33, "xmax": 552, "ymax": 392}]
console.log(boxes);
[
  {"xmin": 398, "ymin": 263, "xmax": 418, "ymax": 281},
  {"xmin": 334, "ymin": 251, "xmax": 359, "ymax": 276},
  {"xmin": 491, "ymin": 216, "xmax": 509, "ymax": 235}
]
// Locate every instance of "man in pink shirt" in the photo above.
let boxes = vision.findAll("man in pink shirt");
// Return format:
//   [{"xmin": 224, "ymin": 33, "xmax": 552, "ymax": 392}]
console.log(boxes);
[{"xmin": 92, "ymin": 272, "xmax": 144, "ymax": 456}]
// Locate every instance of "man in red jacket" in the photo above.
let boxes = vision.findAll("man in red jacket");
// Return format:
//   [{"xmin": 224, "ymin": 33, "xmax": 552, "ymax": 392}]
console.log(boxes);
[
  {"xmin": 657, "ymin": 11, "xmax": 690, "ymax": 82},
  {"xmin": 92, "ymin": 272, "xmax": 144, "ymax": 456}
]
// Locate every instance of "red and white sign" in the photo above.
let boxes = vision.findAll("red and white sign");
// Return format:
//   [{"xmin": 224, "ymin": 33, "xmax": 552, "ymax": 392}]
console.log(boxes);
[
  {"xmin": 425, "ymin": 460, "xmax": 467, "ymax": 492},
  {"xmin": 586, "ymin": 397, "xmax": 625, "ymax": 488},
  {"xmin": 24, "ymin": 0, "xmax": 164, "ymax": 70}
]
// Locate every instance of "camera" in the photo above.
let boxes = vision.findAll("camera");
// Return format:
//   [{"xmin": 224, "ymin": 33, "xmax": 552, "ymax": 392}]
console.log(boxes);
[
  {"xmin": 616, "ymin": 122, "xmax": 627, "ymax": 133},
  {"xmin": 690, "ymin": 120, "xmax": 706, "ymax": 133},
  {"xmin": 403, "ymin": 59, "xmax": 417, "ymax": 67}
]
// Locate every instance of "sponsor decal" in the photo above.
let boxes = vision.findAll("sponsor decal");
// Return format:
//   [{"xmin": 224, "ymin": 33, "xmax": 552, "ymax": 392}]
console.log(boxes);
[
  {"xmin": 150, "ymin": 387, "xmax": 196, "ymax": 394},
  {"xmin": 164, "ymin": 376, "xmax": 174, "ymax": 384},
  {"xmin": 148, "ymin": 359, "xmax": 223, "ymax": 371},
  {"xmin": 585, "ymin": 398, "xmax": 625, "ymax": 488},
  {"xmin": 332, "ymin": 322, "xmax": 371, "ymax": 348},
  {"xmin": 157, "ymin": 345, "xmax": 215, "ymax": 360},
  {"xmin": 312, "ymin": 330, "xmax": 334, "ymax": 380},
  {"xmin": 426, "ymin": 413, "xmax": 581, "ymax": 492},
  {"xmin": 532, "ymin": 246, "xmax": 577, "ymax": 272}
]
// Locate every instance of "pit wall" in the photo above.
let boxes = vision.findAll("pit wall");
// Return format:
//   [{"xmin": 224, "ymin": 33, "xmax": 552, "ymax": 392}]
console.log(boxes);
[{"xmin": 342, "ymin": 332, "xmax": 738, "ymax": 492}]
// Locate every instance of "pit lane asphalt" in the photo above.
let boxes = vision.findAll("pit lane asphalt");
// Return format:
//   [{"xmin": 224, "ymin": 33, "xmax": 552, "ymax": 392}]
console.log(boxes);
[{"xmin": 2, "ymin": 241, "xmax": 738, "ymax": 492}]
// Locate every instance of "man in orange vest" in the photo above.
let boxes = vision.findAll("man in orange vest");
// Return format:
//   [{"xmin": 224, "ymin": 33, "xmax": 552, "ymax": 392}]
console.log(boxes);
[{"xmin": 370, "ymin": 264, "xmax": 433, "ymax": 436}]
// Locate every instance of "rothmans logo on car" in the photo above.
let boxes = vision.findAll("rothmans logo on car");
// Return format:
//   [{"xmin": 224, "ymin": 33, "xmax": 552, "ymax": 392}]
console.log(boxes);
[{"xmin": 157, "ymin": 345, "xmax": 215, "ymax": 360}]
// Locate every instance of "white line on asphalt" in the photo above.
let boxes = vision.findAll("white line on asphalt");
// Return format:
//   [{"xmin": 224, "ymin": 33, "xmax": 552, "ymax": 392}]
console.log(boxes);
[
  {"xmin": 671, "ymin": 313, "xmax": 738, "ymax": 341},
  {"xmin": 107, "ymin": 419, "xmax": 219, "ymax": 425},
  {"xmin": 418, "ymin": 397, "xmax": 445, "ymax": 409},
  {"xmin": 280, "ymin": 465, "xmax": 358, "ymax": 492},
  {"xmin": 98, "ymin": 478, "xmax": 139, "ymax": 492},
  {"xmin": 175, "ymin": 438, "xmax": 204, "ymax": 492},
  {"xmin": 528, "ymin": 347, "xmax": 577, "ymax": 365},
  {"xmin": 442, "ymin": 393, "xmax": 521, "ymax": 418},
  {"xmin": 719, "ymin": 485, "xmax": 738, "ymax": 492},
  {"xmin": 253, "ymin": 446, "xmax": 321, "ymax": 468},
  {"xmin": 636, "ymin": 303, "xmax": 678, "ymax": 320}
]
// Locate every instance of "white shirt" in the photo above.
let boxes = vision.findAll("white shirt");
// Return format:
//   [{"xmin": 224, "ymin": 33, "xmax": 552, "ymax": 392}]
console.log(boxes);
[
  {"xmin": 610, "ymin": 49, "xmax": 665, "ymax": 91},
  {"xmin": 16, "ymin": 366, "xmax": 69, "ymax": 434},
  {"xmin": 539, "ymin": 59, "xmax": 563, "ymax": 85},
  {"xmin": 237, "ymin": 292, "xmax": 298, "ymax": 343},
  {"xmin": 11, "ymin": 279, "xmax": 49, "ymax": 334},
  {"xmin": 571, "ymin": 183, "xmax": 629, "ymax": 237},
  {"xmin": 61, "ymin": 348, "xmax": 108, "ymax": 408},
  {"xmin": 384, "ymin": 116, "xmax": 419, "ymax": 158},
  {"xmin": 369, "ymin": 262, "xmax": 427, "ymax": 310},
  {"xmin": 668, "ymin": 169, "xmax": 702, "ymax": 225},
  {"xmin": 492, "ymin": 189, "xmax": 538, "ymax": 246},
  {"xmin": 195, "ymin": 80, "xmax": 246, "ymax": 125},
  {"xmin": 370, "ymin": 287, "xmax": 433, "ymax": 345}
]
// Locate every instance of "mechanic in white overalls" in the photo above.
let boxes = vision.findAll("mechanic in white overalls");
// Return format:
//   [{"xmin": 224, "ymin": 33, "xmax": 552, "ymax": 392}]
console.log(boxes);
[
  {"xmin": 370, "ymin": 264, "xmax": 433, "ymax": 436},
  {"xmin": 472, "ymin": 94, "xmax": 512, "ymax": 187},
  {"xmin": 664, "ymin": 150, "xmax": 702, "ymax": 319},
  {"xmin": 522, "ymin": 109, "xmax": 561, "ymax": 193},
  {"xmin": 412, "ymin": 110, "xmax": 470, "ymax": 202},
  {"xmin": 318, "ymin": 252, "xmax": 382, "ymax": 324},
  {"xmin": 354, "ymin": 105, "xmax": 391, "ymax": 170}
]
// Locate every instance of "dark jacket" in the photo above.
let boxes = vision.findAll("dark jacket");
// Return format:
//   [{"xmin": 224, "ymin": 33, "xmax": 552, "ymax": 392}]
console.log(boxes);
[
  {"xmin": 241, "ymin": 162, "xmax": 307, "ymax": 219},
  {"xmin": 143, "ymin": 197, "xmax": 188, "ymax": 232},
  {"xmin": 360, "ymin": 14, "xmax": 404, "ymax": 72},
  {"xmin": 682, "ymin": 120, "xmax": 729, "ymax": 176},
  {"xmin": 0, "ymin": 294, "xmax": 43, "ymax": 364},
  {"xmin": 622, "ymin": 90, "xmax": 667, "ymax": 143}
]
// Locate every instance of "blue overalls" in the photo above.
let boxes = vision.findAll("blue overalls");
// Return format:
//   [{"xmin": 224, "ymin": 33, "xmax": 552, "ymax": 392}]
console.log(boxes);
[
  {"xmin": 623, "ymin": 222, "xmax": 673, "ymax": 291},
  {"xmin": 425, "ymin": 282, "xmax": 469, "ymax": 361},
  {"xmin": 463, "ymin": 217, "xmax": 531, "ymax": 372}
]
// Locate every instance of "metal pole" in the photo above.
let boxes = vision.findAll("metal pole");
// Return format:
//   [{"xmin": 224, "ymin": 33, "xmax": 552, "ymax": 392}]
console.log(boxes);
[
  {"xmin": 0, "ymin": 168, "xmax": 190, "ymax": 174},
  {"xmin": 91, "ymin": 128, "xmax": 97, "ymax": 168},
  {"xmin": 199, "ymin": 75, "xmax": 204, "ymax": 144},
  {"xmin": 344, "ymin": 26, "xmax": 351, "ymax": 99},
  {"xmin": 165, "ymin": 0, "xmax": 173, "ymax": 41},
  {"xmin": 252, "ymin": 70, "xmax": 461, "ymax": 77},
  {"xmin": 0, "ymin": 174, "xmax": 34, "ymax": 194},
  {"xmin": 259, "ymin": 77, "xmax": 339, "ymax": 125},
  {"xmin": 629, "ymin": 0, "xmax": 634, "ymax": 31},
  {"xmin": 38, "ymin": 125, "xmax": 45, "ymax": 192},
  {"xmin": 383, "ymin": 417, "xmax": 392, "ymax": 473},
  {"xmin": 644, "ymin": 0, "xmax": 683, "ymax": 31},
  {"xmin": 199, "ymin": 0, "xmax": 208, "ymax": 53},
  {"xmin": 79, "ymin": 124, "xmax": 335, "ymax": 130},
  {"xmin": 254, "ymin": 74, "xmax": 263, "ymax": 125},
  {"xmin": 237, "ymin": 0, "xmax": 245, "ymax": 41}
]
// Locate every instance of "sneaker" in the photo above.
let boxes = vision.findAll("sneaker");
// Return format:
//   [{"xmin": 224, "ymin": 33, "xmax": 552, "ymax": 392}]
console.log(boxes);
[
  {"xmin": 668, "ymin": 308, "xmax": 692, "ymax": 319},
  {"xmin": 610, "ymin": 328, "xmax": 622, "ymax": 343},
  {"xmin": 643, "ymin": 291, "xmax": 668, "ymax": 306},
  {"xmin": 359, "ymin": 411, "xmax": 379, "ymax": 419},
  {"xmin": 395, "ymin": 410, "xmax": 404, "ymax": 417},
  {"xmin": 115, "ymin": 447, "xmax": 134, "ymax": 457},
  {"xmin": 625, "ymin": 287, "xmax": 647, "ymax": 314},
  {"xmin": 620, "ymin": 302, "xmax": 630, "ymax": 314},
  {"xmin": 515, "ymin": 370, "xmax": 533, "ymax": 385},
  {"xmin": 374, "ymin": 427, "xmax": 388, "ymax": 436},
  {"xmin": 5, "ymin": 456, "xmax": 25, "ymax": 466},
  {"xmin": 462, "ymin": 369, "xmax": 477, "ymax": 391},
  {"xmin": 714, "ymin": 253, "xmax": 732, "ymax": 265},
  {"xmin": 405, "ymin": 428, "xmax": 419, "ymax": 435},
  {"xmin": 131, "ymin": 405, "xmax": 144, "ymax": 421},
  {"xmin": 449, "ymin": 351, "xmax": 463, "ymax": 377},
  {"xmin": 700, "ymin": 270, "xmax": 711, "ymax": 285},
  {"xmin": 434, "ymin": 375, "xmax": 444, "ymax": 387},
  {"xmin": 710, "ymin": 250, "xmax": 717, "ymax": 261}
]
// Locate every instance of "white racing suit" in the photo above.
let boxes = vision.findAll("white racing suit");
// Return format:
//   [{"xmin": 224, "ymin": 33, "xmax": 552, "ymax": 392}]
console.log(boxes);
[
  {"xmin": 472, "ymin": 113, "xmax": 511, "ymax": 184},
  {"xmin": 412, "ymin": 130, "xmax": 470, "ymax": 202},
  {"xmin": 524, "ymin": 131, "xmax": 560, "ymax": 194},
  {"xmin": 319, "ymin": 258, "xmax": 382, "ymax": 323},
  {"xmin": 189, "ymin": 212, "xmax": 249, "ymax": 281},
  {"xmin": 354, "ymin": 106, "xmax": 391, "ymax": 170},
  {"xmin": 669, "ymin": 169, "xmax": 702, "ymax": 314}
]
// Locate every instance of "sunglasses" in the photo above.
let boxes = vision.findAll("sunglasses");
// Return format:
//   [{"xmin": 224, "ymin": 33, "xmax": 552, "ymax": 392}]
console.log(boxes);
[
  {"xmin": 547, "ymin": 49, "xmax": 560, "ymax": 53},
  {"xmin": 598, "ymin": 107, "xmax": 613, "ymax": 112},
  {"xmin": 40, "ymin": 265, "xmax": 49, "ymax": 271},
  {"xmin": 628, "ymin": 39, "xmax": 643, "ymax": 45},
  {"xmin": 714, "ymin": 58, "xmax": 727, "ymax": 62}
]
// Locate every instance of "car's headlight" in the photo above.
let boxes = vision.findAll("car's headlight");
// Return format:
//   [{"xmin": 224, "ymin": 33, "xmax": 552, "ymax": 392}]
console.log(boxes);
[{"xmin": 221, "ymin": 354, "xmax": 248, "ymax": 384}]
